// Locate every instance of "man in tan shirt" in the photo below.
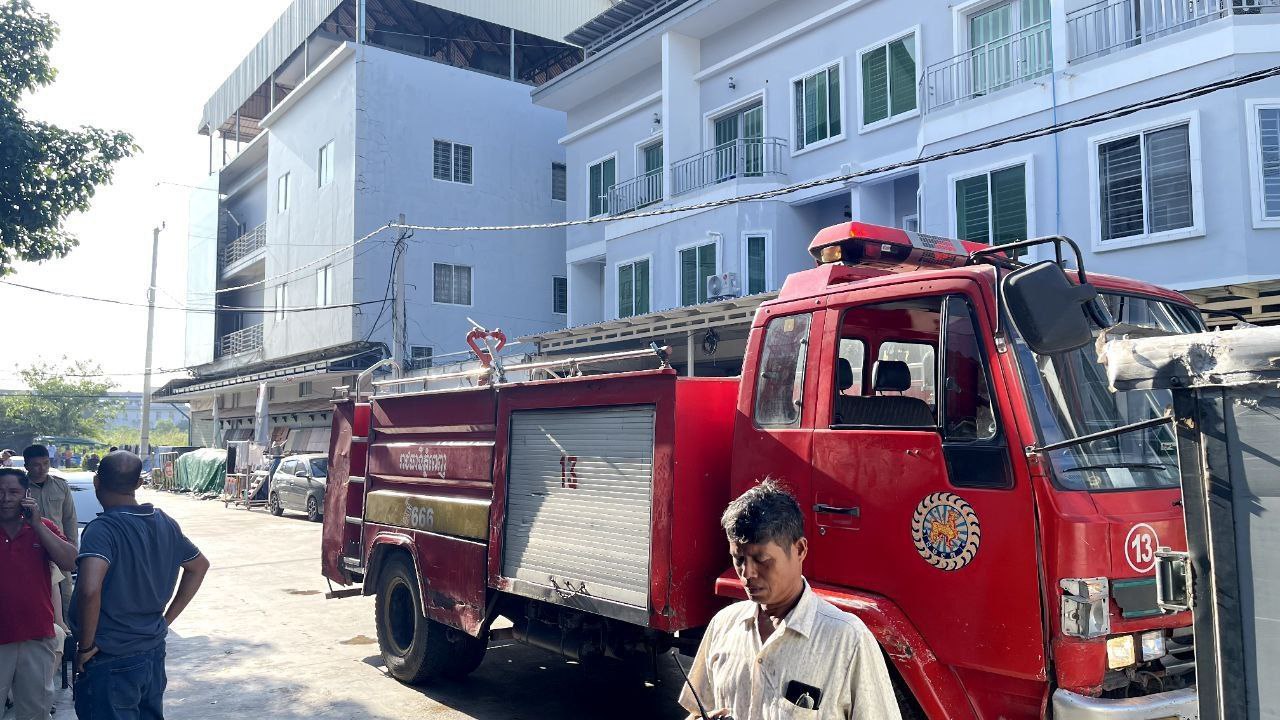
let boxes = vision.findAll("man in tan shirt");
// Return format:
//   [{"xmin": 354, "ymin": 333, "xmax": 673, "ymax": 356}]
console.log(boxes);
[
  {"xmin": 23, "ymin": 445, "xmax": 77, "ymax": 617},
  {"xmin": 680, "ymin": 481, "xmax": 902, "ymax": 720}
]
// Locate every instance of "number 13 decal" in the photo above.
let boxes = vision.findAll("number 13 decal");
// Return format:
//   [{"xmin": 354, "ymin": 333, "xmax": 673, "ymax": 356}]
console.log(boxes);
[
  {"xmin": 559, "ymin": 455, "xmax": 579, "ymax": 489},
  {"xmin": 1125, "ymin": 523, "xmax": 1159, "ymax": 573}
]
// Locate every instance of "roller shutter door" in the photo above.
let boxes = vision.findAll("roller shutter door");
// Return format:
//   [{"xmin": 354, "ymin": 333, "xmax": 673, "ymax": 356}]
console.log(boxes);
[{"xmin": 503, "ymin": 405, "xmax": 655, "ymax": 609}]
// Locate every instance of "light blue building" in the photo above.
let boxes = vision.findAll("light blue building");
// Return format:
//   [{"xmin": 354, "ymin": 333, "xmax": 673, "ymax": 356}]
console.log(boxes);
[
  {"xmin": 525, "ymin": 0, "xmax": 1280, "ymax": 373},
  {"xmin": 159, "ymin": 0, "xmax": 609, "ymax": 447}
]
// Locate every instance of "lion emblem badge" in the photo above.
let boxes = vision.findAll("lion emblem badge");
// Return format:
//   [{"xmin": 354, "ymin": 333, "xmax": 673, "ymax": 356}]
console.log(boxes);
[{"xmin": 911, "ymin": 492, "xmax": 981, "ymax": 571}]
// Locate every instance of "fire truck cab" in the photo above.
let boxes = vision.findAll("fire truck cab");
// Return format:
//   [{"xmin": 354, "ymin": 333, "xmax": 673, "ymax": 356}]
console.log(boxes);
[{"xmin": 323, "ymin": 222, "xmax": 1200, "ymax": 719}]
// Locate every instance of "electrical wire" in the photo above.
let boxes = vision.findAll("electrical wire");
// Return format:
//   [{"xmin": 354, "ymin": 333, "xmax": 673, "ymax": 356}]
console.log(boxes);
[{"xmin": 0, "ymin": 280, "xmax": 389, "ymax": 314}]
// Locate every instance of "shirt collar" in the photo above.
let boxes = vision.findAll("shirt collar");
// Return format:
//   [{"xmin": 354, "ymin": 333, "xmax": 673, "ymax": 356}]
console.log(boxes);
[
  {"xmin": 739, "ymin": 578, "xmax": 817, "ymax": 639},
  {"xmin": 103, "ymin": 504, "xmax": 155, "ymax": 516}
]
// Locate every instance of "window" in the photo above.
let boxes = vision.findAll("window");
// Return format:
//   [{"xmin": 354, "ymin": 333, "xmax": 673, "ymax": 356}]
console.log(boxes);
[
  {"xmin": 277, "ymin": 173, "xmax": 290, "ymax": 213},
  {"xmin": 638, "ymin": 141, "xmax": 663, "ymax": 207},
  {"xmin": 860, "ymin": 31, "xmax": 917, "ymax": 128},
  {"xmin": 1248, "ymin": 102, "xmax": 1280, "ymax": 226},
  {"xmin": 267, "ymin": 386, "xmax": 275, "ymax": 401},
  {"xmin": 299, "ymin": 381, "xmax": 313, "ymax": 396},
  {"xmin": 318, "ymin": 141, "xmax": 335, "ymax": 187},
  {"xmin": 552, "ymin": 162, "xmax": 567, "ymax": 202},
  {"xmin": 966, "ymin": 0, "xmax": 1050, "ymax": 91},
  {"xmin": 714, "ymin": 103, "xmax": 765, "ymax": 177},
  {"xmin": 1096, "ymin": 122, "xmax": 1194, "ymax": 242},
  {"xmin": 754, "ymin": 314, "xmax": 811, "ymax": 428},
  {"xmin": 745, "ymin": 234, "xmax": 768, "ymax": 295},
  {"xmin": 433, "ymin": 263, "xmax": 472, "ymax": 305},
  {"xmin": 552, "ymin": 276, "xmax": 567, "ymax": 314},
  {"xmin": 433, "ymin": 140, "xmax": 473, "ymax": 184},
  {"xmin": 942, "ymin": 296, "xmax": 996, "ymax": 441},
  {"xmin": 793, "ymin": 63, "xmax": 842, "ymax": 151},
  {"xmin": 679, "ymin": 242, "xmax": 717, "ymax": 306},
  {"xmin": 617, "ymin": 258, "xmax": 649, "ymax": 318},
  {"xmin": 878, "ymin": 341, "xmax": 936, "ymax": 408},
  {"xmin": 315, "ymin": 264, "xmax": 333, "ymax": 306},
  {"xmin": 955, "ymin": 163, "xmax": 1027, "ymax": 248},
  {"xmin": 274, "ymin": 284, "xmax": 287, "ymax": 322},
  {"xmin": 589, "ymin": 157, "xmax": 616, "ymax": 217},
  {"xmin": 409, "ymin": 345, "xmax": 432, "ymax": 370}
]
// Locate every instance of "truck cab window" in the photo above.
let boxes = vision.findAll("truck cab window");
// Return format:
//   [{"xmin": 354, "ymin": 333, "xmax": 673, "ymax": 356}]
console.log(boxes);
[
  {"xmin": 877, "ymin": 341, "xmax": 936, "ymax": 409},
  {"xmin": 831, "ymin": 298, "xmax": 939, "ymax": 428},
  {"xmin": 941, "ymin": 296, "xmax": 996, "ymax": 441},
  {"xmin": 754, "ymin": 314, "xmax": 811, "ymax": 427}
]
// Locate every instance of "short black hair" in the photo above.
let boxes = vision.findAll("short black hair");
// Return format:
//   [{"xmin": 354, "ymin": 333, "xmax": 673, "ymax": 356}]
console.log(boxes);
[
  {"xmin": 0, "ymin": 467, "xmax": 30, "ymax": 489},
  {"xmin": 720, "ymin": 479, "xmax": 804, "ymax": 551},
  {"xmin": 22, "ymin": 444, "xmax": 49, "ymax": 461},
  {"xmin": 97, "ymin": 451, "xmax": 143, "ymax": 493}
]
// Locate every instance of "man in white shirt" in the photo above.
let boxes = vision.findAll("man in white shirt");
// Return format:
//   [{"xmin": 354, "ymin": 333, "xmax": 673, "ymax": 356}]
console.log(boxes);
[{"xmin": 680, "ymin": 481, "xmax": 903, "ymax": 720}]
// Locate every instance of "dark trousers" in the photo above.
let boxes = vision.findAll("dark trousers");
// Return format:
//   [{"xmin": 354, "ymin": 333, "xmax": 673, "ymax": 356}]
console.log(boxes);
[{"xmin": 73, "ymin": 643, "xmax": 166, "ymax": 720}]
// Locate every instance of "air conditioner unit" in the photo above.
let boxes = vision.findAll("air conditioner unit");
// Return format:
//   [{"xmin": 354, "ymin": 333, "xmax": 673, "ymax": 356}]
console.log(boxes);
[{"xmin": 706, "ymin": 272, "xmax": 741, "ymax": 300}]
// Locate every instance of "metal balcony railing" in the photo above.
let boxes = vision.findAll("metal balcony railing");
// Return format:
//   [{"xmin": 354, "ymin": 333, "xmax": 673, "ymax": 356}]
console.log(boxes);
[
  {"xmin": 671, "ymin": 137, "xmax": 787, "ymax": 197},
  {"xmin": 923, "ymin": 21, "xmax": 1052, "ymax": 113},
  {"xmin": 608, "ymin": 168, "xmax": 663, "ymax": 216},
  {"xmin": 218, "ymin": 223, "xmax": 267, "ymax": 269},
  {"xmin": 218, "ymin": 323, "xmax": 263, "ymax": 357},
  {"xmin": 1068, "ymin": 0, "xmax": 1279, "ymax": 63}
]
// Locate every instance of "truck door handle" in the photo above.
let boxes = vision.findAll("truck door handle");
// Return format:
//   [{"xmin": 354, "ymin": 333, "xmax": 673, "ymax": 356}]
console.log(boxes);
[{"xmin": 813, "ymin": 504, "xmax": 860, "ymax": 517}]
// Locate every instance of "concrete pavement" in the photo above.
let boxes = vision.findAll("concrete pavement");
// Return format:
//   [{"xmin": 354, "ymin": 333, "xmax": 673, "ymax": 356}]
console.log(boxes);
[{"xmin": 25, "ymin": 488, "xmax": 687, "ymax": 719}]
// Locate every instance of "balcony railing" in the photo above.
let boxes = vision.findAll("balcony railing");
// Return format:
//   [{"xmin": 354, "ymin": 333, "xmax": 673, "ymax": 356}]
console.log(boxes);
[
  {"xmin": 1068, "ymin": 0, "xmax": 1279, "ymax": 63},
  {"xmin": 218, "ymin": 323, "xmax": 263, "ymax": 357},
  {"xmin": 671, "ymin": 137, "xmax": 787, "ymax": 197},
  {"xmin": 218, "ymin": 223, "xmax": 267, "ymax": 269},
  {"xmin": 608, "ymin": 168, "xmax": 664, "ymax": 216},
  {"xmin": 923, "ymin": 21, "xmax": 1052, "ymax": 113}
]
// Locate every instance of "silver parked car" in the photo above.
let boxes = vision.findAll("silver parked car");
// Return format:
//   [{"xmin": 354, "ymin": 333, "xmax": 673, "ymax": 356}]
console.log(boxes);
[{"xmin": 267, "ymin": 454, "xmax": 328, "ymax": 522}]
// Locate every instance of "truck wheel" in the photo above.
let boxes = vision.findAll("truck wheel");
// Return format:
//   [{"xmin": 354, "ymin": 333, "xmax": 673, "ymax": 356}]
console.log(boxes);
[
  {"xmin": 268, "ymin": 492, "xmax": 283, "ymax": 516},
  {"xmin": 374, "ymin": 555, "xmax": 486, "ymax": 684},
  {"xmin": 306, "ymin": 496, "xmax": 321, "ymax": 523}
]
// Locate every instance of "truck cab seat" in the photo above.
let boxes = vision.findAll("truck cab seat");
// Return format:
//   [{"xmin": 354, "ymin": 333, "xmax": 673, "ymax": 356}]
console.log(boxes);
[{"xmin": 833, "ymin": 360, "xmax": 935, "ymax": 428}]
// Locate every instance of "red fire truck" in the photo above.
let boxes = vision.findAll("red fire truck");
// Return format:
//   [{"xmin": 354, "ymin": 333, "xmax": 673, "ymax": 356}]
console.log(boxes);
[{"xmin": 321, "ymin": 222, "xmax": 1199, "ymax": 719}]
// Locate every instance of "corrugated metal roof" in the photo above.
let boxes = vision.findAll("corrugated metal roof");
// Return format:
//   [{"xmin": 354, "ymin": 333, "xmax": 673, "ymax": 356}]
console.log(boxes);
[
  {"xmin": 200, "ymin": 0, "xmax": 610, "ymax": 136},
  {"xmin": 564, "ymin": 0, "xmax": 691, "ymax": 55}
]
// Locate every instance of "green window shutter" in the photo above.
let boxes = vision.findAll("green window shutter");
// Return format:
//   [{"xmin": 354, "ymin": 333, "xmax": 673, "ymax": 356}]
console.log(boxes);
[
  {"xmin": 680, "ymin": 248, "xmax": 697, "ymax": 306},
  {"xmin": 889, "ymin": 37, "xmax": 916, "ymax": 116},
  {"xmin": 747, "ymin": 236, "xmax": 767, "ymax": 294},
  {"xmin": 589, "ymin": 163, "xmax": 603, "ymax": 216},
  {"xmin": 603, "ymin": 159, "xmax": 616, "ymax": 215},
  {"xmin": 644, "ymin": 143, "xmax": 663, "ymax": 174},
  {"xmin": 826, "ymin": 66, "xmax": 840, "ymax": 138},
  {"xmin": 635, "ymin": 260, "xmax": 650, "ymax": 315},
  {"xmin": 804, "ymin": 74, "xmax": 820, "ymax": 146},
  {"xmin": 618, "ymin": 264, "xmax": 634, "ymax": 317},
  {"xmin": 955, "ymin": 175, "xmax": 991, "ymax": 243},
  {"xmin": 990, "ymin": 165, "xmax": 1027, "ymax": 246},
  {"xmin": 698, "ymin": 243, "xmax": 717, "ymax": 303},
  {"xmin": 794, "ymin": 80, "xmax": 806, "ymax": 148},
  {"xmin": 862, "ymin": 47, "xmax": 889, "ymax": 125}
]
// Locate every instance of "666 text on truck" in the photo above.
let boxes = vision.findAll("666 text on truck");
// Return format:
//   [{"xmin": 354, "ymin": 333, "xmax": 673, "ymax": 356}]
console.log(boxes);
[{"xmin": 319, "ymin": 221, "xmax": 1200, "ymax": 720}]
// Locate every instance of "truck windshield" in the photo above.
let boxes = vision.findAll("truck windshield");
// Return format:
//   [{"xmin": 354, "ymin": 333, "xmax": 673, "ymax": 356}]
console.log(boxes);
[{"xmin": 1012, "ymin": 293, "xmax": 1201, "ymax": 491}]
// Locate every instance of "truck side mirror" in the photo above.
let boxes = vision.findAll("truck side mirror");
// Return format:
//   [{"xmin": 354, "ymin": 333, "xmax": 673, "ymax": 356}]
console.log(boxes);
[{"xmin": 1002, "ymin": 261, "xmax": 1100, "ymax": 354}]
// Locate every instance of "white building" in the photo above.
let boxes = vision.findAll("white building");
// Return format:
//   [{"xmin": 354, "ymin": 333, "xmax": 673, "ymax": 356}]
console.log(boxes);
[
  {"xmin": 526, "ymin": 0, "xmax": 1280, "ymax": 373},
  {"xmin": 157, "ymin": 0, "xmax": 609, "ymax": 448}
]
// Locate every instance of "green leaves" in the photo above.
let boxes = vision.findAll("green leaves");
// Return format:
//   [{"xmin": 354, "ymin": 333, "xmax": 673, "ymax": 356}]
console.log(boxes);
[
  {"xmin": 0, "ymin": 357, "xmax": 123, "ymax": 449},
  {"xmin": 0, "ymin": 0, "xmax": 137, "ymax": 275}
]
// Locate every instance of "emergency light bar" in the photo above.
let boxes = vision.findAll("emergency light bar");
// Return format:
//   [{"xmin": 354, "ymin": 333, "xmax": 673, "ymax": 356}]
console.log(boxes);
[{"xmin": 808, "ymin": 222, "xmax": 990, "ymax": 273}]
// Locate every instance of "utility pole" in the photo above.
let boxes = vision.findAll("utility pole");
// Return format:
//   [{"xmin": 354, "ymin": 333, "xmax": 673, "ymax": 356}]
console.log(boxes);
[
  {"xmin": 140, "ymin": 223, "xmax": 163, "ymax": 458},
  {"xmin": 391, "ymin": 213, "xmax": 407, "ymax": 377}
]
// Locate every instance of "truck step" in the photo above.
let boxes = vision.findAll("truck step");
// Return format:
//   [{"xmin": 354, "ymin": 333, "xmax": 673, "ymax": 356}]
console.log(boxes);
[{"xmin": 325, "ymin": 587, "xmax": 363, "ymax": 600}]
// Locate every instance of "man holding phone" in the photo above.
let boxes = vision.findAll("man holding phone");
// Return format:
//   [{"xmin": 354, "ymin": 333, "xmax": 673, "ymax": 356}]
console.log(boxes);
[
  {"xmin": 0, "ymin": 467, "xmax": 77, "ymax": 720},
  {"xmin": 680, "ymin": 481, "xmax": 902, "ymax": 720}
]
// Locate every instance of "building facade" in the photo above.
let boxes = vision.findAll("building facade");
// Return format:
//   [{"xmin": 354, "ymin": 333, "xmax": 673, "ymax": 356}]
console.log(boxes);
[
  {"xmin": 159, "ymin": 0, "xmax": 609, "ymax": 448},
  {"xmin": 525, "ymin": 0, "xmax": 1280, "ymax": 372}
]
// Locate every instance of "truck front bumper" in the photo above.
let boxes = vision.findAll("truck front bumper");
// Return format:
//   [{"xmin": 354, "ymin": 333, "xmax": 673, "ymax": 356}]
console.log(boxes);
[{"xmin": 1052, "ymin": 687, "xmax": 1197, "ymax": 720}]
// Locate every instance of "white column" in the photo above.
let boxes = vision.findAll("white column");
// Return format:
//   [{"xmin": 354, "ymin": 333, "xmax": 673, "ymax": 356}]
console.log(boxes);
[
  {"xmin": 686, "ymin": 331, "xmax": 696, "ymax": 377},
  {"xmin": 662, "ymin": 32, "xmax": 701, "ymax": 201}
]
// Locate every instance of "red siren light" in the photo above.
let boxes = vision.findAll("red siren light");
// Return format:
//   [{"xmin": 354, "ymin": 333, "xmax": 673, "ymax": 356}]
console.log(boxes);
[{"xmin": 808, "ymin": 222, "xmax": 991, "ymax": 273}]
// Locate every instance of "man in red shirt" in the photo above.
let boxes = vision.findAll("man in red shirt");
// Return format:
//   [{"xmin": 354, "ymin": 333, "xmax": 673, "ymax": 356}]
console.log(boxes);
[{"xmin": 0, "ymin": 467, "xmax": 77, "ymax": 720}]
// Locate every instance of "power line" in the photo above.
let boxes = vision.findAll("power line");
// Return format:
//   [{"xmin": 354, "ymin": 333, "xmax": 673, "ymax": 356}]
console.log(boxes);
[{"xmin": 0, "ymin": 280, "xmax": 389, "ymax": 314}]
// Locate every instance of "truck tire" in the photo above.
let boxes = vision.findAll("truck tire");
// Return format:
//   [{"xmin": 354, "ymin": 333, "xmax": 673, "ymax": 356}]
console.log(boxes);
[{"xmin": 374, "ymin": 554, "xmax": 486, "ymax": 684}]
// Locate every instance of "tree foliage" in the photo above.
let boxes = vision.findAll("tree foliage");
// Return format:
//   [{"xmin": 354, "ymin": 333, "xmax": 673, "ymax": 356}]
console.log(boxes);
[
  {"xmin": 0, "ymin": 358, "xmax": 123, "ymax": 448},
  {"xmin": 0, "ymin": 0, "xmax": 137, "ymax": 274}
]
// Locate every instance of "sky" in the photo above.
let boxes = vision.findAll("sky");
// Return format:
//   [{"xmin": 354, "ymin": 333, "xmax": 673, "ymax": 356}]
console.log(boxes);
[{"xmin": 0, "ymin": 0, "xmax": 292, "ymax": 392}]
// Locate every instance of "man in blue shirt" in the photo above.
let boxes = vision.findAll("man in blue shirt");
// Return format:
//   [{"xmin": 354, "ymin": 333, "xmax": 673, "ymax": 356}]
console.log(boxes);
[{"xmin": 70, "ymin": 451, "xmax": 210, "ymax": 719}]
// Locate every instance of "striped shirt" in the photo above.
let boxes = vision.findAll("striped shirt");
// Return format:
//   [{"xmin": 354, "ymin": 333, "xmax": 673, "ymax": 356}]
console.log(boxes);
[{"xmin": 680, "ymin": 581, "xmax": 902, "ymax": 720}]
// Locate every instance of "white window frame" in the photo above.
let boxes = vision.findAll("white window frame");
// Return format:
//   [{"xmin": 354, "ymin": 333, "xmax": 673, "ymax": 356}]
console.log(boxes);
[
  {"xmin": 432, "ymin": 262, "xmax": 473, "ymax": 307},
  {"xmin": 315, "ymin": 264, "xmax": 334, "ymax": 307},
  {"xmin": 552, "ymin": 275, "xmax": 568, "ymax": 315},
  {"xmin": 277, "ymin": 172, "xmax": 290, "ymax": 214},
  {"xmin": 551, "ymin": 162, "xmax": 567, "ymax": 202},
  {"xmin": 950, "ymin": 0, "xmax": 1043, "ymax": 55},
  {"xmin": 1087, "ymin": 111, "xmax": 1204, "ymax": 252},
  {"xmin": 433, "ymin": 139, "xmax": 473, "ymax": 185},
  {"xmin": 633, "ymin": 133, "xmax": 665, "ymax": 204},
  {"xmin": 409, "ymin": 345, "xmax": 433, "ymax": 370},
  {"xmin": 789, "ymin": 60, "xmax": 846, "ymax": 157},
  {"xmin": 740, "ymin": 231, "xmax": 773, "ymax": 295},
  {"xmin": 902, "ymin": 213, "xmax": 920, "ymax": 232},
  {"xmin": 702, "ymin": 90, "xmax": 769, "ymax": 154},
  {"xmin": 856, "ymin": 27, "xmax": 922, "ymax": 134},
  {"xmin": 614, "ymin": 253, "xmax": 653, "ymax": 320},
  {"xmin": 317, "ymin": 140, "xmax": 335, "ymax": 187},
  {"xmin": 674, "ymin": 237, "xmax": 722, "ymax": 306},
  {"xmin": 1246, "ymin": 98, "xmax": 1280, "ymax": 229},
  {"xmin": 946, "ymin": 154, "xmax": 1037, "ymax": 250},
  {"xmin": 299, "ymin": 381, "xmax": 313, "ymax": 397},
  {"xmin": 274, "ymin": 284, "xmax": 287, "ymax": 322},
  {"xmin": 586, "ymin": 152, "xmax": 618, "ymax": 218}
]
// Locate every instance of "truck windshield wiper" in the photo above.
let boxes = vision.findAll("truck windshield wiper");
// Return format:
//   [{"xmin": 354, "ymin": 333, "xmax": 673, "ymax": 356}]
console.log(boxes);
[
  {"xmin": 1060, "ymin": 463, "xmax": 1172, "ymax": 473},
  {"xmin": 1031, "ymin": 415, "xmax": 1173, "ymax": 455}
]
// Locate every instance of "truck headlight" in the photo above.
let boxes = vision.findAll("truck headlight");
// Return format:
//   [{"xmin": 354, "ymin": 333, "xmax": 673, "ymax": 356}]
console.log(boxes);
[
  {"xmin": 1140, "ymin": 630, "xmax": 1166, "ymax": 660},
  {"xmin": 1106, "ymin": 635, "xmax": 1136, "ymax": 669},
  {"xmin": 1061, "ymin": 577, "xmax": 1110, "ymax": 639}
]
